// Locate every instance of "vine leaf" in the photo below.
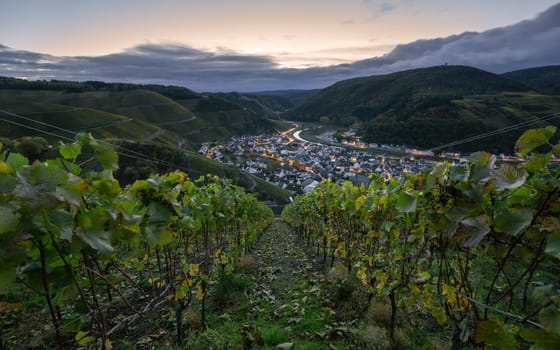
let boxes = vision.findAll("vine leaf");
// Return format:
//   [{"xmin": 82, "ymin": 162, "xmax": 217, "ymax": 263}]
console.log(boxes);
[
  {"xmin": 144, "ymin": 225, "xmax": 173, "ymax": 247},
  {"xmin": 59, "ymin": 142, "xmax": 81, "ymax": 160},
  {"xmin": 57, "ymin": 176, "xmax": 88, "ymax": 207},
  {"xmin": 545, "ymin": 233, "xmax": 560, "ymax": 259},
  {"xmin": 92, "ymin": 178, "xmax": 121, "ymax": 198},
  {"xmin": 459, "ymin": 215, "xmax": 490, "ymax": 247},
  {"xmin": 494, "ymin": 208, "xmax": 532, "ymax": 236},
  {"xmin": 76, "ymin": 229, "xmax": 114, "ymax": 256},
  {"xmin": 6, "ymin": 153, "xmax": 28, "ymax": 171},
  {"xmin": 76, "ymin": 132, "xmax": 118, "ymax": 171},
  {"xmin": 524, "ymin": 153, "xmax": 548, "ymax": 173},
  {"xmin": 77, "ymin": 207, "xmax": 114, "ymax": 255},
  {"xmin": 520, "ymin": 328, "xmax": 560, "ymax": 350},
  {"xmin": 396, "ymin": 192, "xmax": 417, "ymax": 213},
  {"xmin": 492, "ymin": 164, "xmax": 528, "ymax": 190},
  {"xmin": 49, "ymin": 209, "xmax": 75, "ymax": 241},
  {"xmin": 475, "ymin": 319, "xmax": 518, "ymax": 350},
  {"xmin": 469, "ymin": 152, "xmax": 496, "ymax": 183},
  {"xmin": 539, "ymin": 304, "xmax": 560, "ymax": 334},
  {"xmin": 0, "ymin": 204, "xmax": 20, "ymax": 234},
  {"xmin": 515, "ymin": 126, "xmax": 556, "ymax": 155},
  {"xmin": 450, "ymin": 165, "xmax": 469, "ymax": 182}
]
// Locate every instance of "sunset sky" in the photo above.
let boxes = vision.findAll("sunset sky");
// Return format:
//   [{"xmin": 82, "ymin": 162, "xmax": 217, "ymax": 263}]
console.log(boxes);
[
  {"xmin": 1, "ymin": 1, "xmax": 559, "ymax": 91},
  {"xmin": 1, "ymin": 0, "xmax": 558, "ymax": 68}
]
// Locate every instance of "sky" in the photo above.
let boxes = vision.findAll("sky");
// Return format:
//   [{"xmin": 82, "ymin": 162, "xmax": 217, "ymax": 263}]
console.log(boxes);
[{"xmin": 1, "ymin": 1, "xmax": 560, "ymax": 91}]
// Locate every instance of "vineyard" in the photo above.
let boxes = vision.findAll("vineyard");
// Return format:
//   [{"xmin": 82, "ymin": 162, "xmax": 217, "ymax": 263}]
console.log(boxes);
[
  {"xmin": 1, "ymin": 127, "xmax": 559, "ymax": 349},
  {"xmin": 0, "ymin": 133, "xmax": 274, "ymax": 349},
  {"xmin": 282, "ymin": 126, "xmax": 560, "ymax": 349}
]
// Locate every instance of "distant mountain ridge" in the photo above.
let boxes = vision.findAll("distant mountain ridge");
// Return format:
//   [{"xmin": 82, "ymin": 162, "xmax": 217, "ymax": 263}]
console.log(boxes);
[
  {"xmin": 1, "ymin": 3, "xmax": 559, "ymax": 91},
  {"xmin": 285, "ymin": 65, "xmax": 560, "ymax": 152}
]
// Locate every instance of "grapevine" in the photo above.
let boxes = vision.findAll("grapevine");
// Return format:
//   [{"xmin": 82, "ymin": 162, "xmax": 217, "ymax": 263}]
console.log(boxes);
[
  {"xmin": 282, "ymin": 126, "xmax": 560, "ymax": 349},
  {"xmin": 0, "ymin": 133, "xmax": 273, "ymax": 348}
]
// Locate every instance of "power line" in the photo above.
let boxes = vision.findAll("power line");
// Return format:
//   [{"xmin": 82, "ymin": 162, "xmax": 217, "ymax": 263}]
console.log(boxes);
[
  {"xmin": 431, "ymin": 112, "xmax": 560, "ymax": 152},
  {"xmin": 0, "ymin": 109, "xmax": 195, "ymax": 174},
  {"xmin": 0, "ymin": 107, "xmax": 262, "ymax": 188},
  {"xmin": 429, "ymin": 112, "xmax": 560, "ymax": 152},
  {"xmin": 0, "ymin": 117, "xmax": 75, "ymax": 143}
]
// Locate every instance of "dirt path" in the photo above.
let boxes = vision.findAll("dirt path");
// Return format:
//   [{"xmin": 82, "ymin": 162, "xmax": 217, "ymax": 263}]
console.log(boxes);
[
  {"xmin": 251, "ymin": 220, "xmax": 315, "ymax": 299},
  {"xmin": 236, "ymin": 220, "xmax": 351, "ymax": 349}
]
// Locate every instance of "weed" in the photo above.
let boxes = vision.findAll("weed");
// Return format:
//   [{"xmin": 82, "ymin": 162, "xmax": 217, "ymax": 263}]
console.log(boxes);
[
  {"xmin": 262, "ymin": 325, "xmax": 289, "ymax": 345},
  {"xmin": 429, "ymin": 336, "xmax": 452, "ymax": 350},
  {"xmin": 368, "ymin": 300, "xmax": 392, "ymax": 328},
  {"xmin": 327, "ymin": 264, "xmax": 349, "ymax": 283},
  {"xmin": 209, "ymin": 271, "xmax": 251, "ymax": 312},
  {"xmin": 237, "ymin": 254, "xmax": 257, "ymax": 273},
  {"xmin": 392, "ymin": 328, "xmax": 408, "ymax": 350},
  {"xmin": 184, "ymin": 328, "xmax": 236, "ymax": 349},
  {"xmin": 185, "ymin": 308, "xmax": 203, "ymax": 331},
  {"xmin": 330, "ymin": 278, "xmax": 369, "ymax": 321},
  {"xmin": 359, "ymin": 325, "xmax": 391, "ymax": 350}
]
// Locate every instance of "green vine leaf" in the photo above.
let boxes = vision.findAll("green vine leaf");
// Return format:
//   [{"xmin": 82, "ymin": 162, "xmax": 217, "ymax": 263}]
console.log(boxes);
[
  {"xmin": 49, "ymin": 209, "xmax": 75, "ymax": 242},
  {"xmin": 539, "ymin": 304, "xmax": 560, "ymax": 334},
  {"xmin": 459, "ymin": 215, "xmax": 490, "ymax": 247},
  {"xmin": 450, "ymin": 165, "xmax": 469, "ymax": 182},
  {"xmin": 515, "ymin": 126, "xmax": 556, "ymax": 155},
  {"xmin": 524, "ymin": 153, "xmax": 549, "ymax": 173},
  {"xmin": 0, "ymin": 204, "xmax": 20, "ymax": 234},
  {"xmin": 469, "ymin": 152, "xmax": 496, "ymax": 183},
  {"xmin": 396, "ymin": 192, "xmax": 417, "ymax": 213},
  {"xmin": 76, "ymin": 229, "xmax": 114, "ymax": 256},
  {"xmin": 520, "ymin": 328, "xmax": 560, "ymax": 350},
  {"xmin": 6, "ymin": 153, "xmax": 29, "ymax": 171},
  {"xmin": 545, "ymin": 233, "xmax": 560, "ymax": 259},
  {"xmin": 492, "ymin": 164, "xmax": 528, "ymax": 190},
  {"xmin": 57, "ymin": 176, "xmax": 88, "ymax": 207},
  {"xmin": 475, "ymin": 319, "xmax": 518, "ymax": 350},
  {"xmin": 59, "ymin": 142, "xmax": 81, "ymax": 160},
  {"xmin": 494, "ymin": 208, "xmax": 533, "ymax": 236}
]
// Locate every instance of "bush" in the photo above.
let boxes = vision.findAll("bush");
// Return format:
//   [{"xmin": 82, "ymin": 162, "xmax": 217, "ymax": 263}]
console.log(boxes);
[{"xmin": 14, "ymin": 136, "xmax": 48, "ymax": 159}]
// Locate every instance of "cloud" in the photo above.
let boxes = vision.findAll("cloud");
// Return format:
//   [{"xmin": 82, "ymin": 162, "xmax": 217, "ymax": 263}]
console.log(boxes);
[
  {"xmin": 347, "ymin": 2, "xmax": 560, "ymax": 75},
  {"xmin": 1, "ymin": 3, "xmax": 560, "ymax": 91},
  {"xmin": 379, "ymin": 3, "xmax": 396, "ymax": 13},
  {"xmin": 361, "ymin": 0, "xmax": 399, "ymax": 17}
]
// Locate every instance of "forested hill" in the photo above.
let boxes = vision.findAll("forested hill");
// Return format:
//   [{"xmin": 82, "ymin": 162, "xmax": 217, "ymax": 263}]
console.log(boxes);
[
  {"xmin": 284, "ymin": 65, "xmax": 560, "ymax": 153},
  {"xmin": 503, "ymin": 65, "xmax": 560, "ymax": 95}
]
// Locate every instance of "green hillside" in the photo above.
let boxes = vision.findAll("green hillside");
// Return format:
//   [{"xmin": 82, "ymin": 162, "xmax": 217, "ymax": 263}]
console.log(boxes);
[
  {"xmin": 0, "ymin": 89, "xmax": 178, "ymax": 147},
  {"xmin": 503, "ymin": 65, "xmax": 560, "ymax": 95},
  {"xmin": 0, "ymin": 78, "xmax": 279, "ymax": 148},
  {"xmin": 0, "ymin": 78, "xmax": 289, "ymax": 200},
  {"xmin": 285, "ymin": 65, "xmax": 560, "ymax": 152}
]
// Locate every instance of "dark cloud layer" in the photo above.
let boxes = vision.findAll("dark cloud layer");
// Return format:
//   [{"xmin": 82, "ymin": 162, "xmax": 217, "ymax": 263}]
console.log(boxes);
[{"xmin": 1, "ymin": 3, "xmax": 560, "ymax": 91}]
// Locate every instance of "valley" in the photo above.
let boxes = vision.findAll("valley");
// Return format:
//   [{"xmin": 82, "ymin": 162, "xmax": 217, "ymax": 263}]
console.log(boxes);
[{"xmin": 1, "ymin": 63, "xmax": 560, "ymax": 349}]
